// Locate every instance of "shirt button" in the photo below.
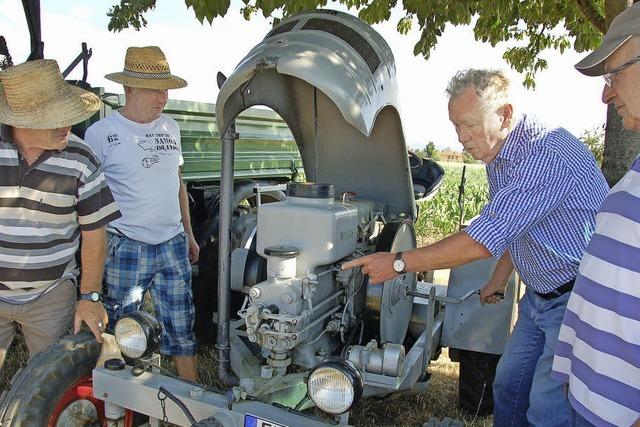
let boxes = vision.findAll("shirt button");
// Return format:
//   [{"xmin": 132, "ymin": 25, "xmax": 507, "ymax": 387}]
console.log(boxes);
[{"xmin": 489, "ymin": 212, "xmax": 496, "ymax": 218}]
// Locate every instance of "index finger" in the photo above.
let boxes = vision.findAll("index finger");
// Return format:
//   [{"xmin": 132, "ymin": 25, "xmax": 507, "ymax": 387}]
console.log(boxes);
[
  {"xmin": 87, "ymin": 319, "xmax": 104, "ymax": 343},
  {"xmin": 342, "ymin": 257, "xmax": 367, "ymax": 270}
]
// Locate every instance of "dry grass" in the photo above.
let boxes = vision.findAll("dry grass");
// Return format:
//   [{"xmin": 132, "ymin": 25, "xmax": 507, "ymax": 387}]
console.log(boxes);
[
  {"xmin": 349, "ymin": 348, "xmax": 493, "ymax": 427},
  {"xmin": 0, "ymin": 334, "xmax": 28, "ymax": 393}
]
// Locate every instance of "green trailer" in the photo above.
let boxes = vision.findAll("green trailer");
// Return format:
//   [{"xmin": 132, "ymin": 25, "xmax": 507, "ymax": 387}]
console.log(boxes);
[{"xmin": 80, "ymin": 93, "xmax": 305, "ymax": 343}]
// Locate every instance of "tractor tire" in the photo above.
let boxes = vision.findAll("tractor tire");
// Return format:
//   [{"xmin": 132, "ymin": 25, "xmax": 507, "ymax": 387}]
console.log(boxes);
[{"xmin": 0, "ymin": 332, "xmax": 135, "ymax": 426}]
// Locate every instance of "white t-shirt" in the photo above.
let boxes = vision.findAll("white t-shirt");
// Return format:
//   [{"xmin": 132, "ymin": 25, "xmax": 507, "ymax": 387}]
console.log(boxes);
[{"xmin": 85, "ymin": 111, "xmax": 184, "ymax": 244}]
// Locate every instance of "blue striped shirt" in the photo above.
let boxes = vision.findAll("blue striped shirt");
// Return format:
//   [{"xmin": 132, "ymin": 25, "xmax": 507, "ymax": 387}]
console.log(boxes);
[
  {"xmin": 465, "ymin": 115, "xmax": 609, "ymax": 293},
  {"xmin": 552, "ymin": 156, "xmax": 640, "ymax": 426}
]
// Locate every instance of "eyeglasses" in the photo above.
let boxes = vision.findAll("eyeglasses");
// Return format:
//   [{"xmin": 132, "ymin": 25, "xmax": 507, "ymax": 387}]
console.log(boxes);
[{"xmin": 603, "ymin": 54, "xmax": 640, "ymax": 87}]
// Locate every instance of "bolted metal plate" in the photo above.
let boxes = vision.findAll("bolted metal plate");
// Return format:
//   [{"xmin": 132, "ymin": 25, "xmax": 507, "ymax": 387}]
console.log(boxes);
[{"xmin": 365, "ymin": 220, "xmax": 417, "ymax": 344}]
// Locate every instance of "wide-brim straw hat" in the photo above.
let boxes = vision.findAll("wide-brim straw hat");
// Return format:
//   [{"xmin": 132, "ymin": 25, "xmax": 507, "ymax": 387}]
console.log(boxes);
[
  {"xmin": 0, "ymin": 59, "xmax": 101, "ymax": 129},
  {"xmin": 105, "ymin": 46, "xmax": 187, "ymax": 90}
]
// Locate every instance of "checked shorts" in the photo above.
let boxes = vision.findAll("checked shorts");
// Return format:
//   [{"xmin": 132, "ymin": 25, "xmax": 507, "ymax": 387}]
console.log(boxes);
[{"xmin": 104, "ymin": 231, "xmax": 196, "ymax": 356}]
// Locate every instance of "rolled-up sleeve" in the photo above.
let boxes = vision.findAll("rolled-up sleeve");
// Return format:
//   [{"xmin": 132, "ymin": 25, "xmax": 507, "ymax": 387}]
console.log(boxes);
[{"xmin": 465, "ymin": 147, "xmax": 575, "ymax": 258}]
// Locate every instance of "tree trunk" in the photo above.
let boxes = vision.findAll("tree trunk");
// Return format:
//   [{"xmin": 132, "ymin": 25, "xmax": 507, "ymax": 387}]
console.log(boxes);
[
  {"xmin": 602, "ymin": 105, "xmax": 640, "ymax": 186},
  {"xmin": 600, "ymin": 0, "xmax": 637, "ymax": 186}
]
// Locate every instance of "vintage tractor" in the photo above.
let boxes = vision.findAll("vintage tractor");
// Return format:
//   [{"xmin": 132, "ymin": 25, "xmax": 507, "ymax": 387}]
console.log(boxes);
[{"xmin": 0, "ymin": 9, "xmax": 515, "ymax": 427}]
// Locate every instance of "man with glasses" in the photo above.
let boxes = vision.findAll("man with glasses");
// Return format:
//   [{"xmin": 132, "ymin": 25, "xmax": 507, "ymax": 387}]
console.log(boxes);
[
  {"xmin": 552, "ymin": 4, "xmax": 640, "ymax": 426},
  {"xmin": 343, "ymin": 68, "xmax": 609, "ymax": 425}
]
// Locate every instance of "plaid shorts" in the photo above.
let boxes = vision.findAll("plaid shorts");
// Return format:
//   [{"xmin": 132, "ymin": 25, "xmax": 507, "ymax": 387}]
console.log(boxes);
[{"xmin": 104, "ymin": 231, "xmax": 196, "ymax": 356}]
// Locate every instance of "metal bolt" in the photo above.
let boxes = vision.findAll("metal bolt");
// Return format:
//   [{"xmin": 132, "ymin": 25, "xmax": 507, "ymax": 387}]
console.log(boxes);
[
  {"xmin": 249, "ymin": 287, "xmax": 261, "ymax": 299},
  {"xmin": 281, "ymin": 294, "xmax": 293, "ymax": 304},
  {"xmin": 261, "ymin": 365, "xmax": 273, "ymax": 379},
  {"xmin": 190, "ymin": 387, "xmax": 203, "ymax": 399}
]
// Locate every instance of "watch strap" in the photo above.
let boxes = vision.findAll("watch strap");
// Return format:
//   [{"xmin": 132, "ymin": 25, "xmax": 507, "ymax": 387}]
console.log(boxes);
[{"xmin": 79, "ymin": 291, "xmax": 103, "ymax": 302}]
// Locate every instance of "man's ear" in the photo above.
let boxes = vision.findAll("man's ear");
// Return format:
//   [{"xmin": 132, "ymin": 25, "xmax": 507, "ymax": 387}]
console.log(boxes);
[{"xmin": 501, "ymin": 103, "xmax": 514, "ymax": 129}]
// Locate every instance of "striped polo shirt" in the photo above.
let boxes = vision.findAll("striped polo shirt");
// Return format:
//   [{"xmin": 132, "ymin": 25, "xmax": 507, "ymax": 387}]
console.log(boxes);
[
  {"xmin": 552, "ymin": 156, "xmax": 640, "ymax": 426},
  {"xmin": 465, "ymin": 115, "xmax": 609, "ymax": 293},
  {"xmin": 0, "ymin": 127, "xmax": 121, "ymax": 302}
]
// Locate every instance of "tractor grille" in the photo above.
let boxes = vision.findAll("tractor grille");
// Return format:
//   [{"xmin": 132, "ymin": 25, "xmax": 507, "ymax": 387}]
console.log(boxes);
[
  {"xmin": 301, "ymin": 18, "xmax": 381, "ymax": 73},
  {"xmin": 266, "ymin": 20, "xmax": 299, "ymax": 39}
]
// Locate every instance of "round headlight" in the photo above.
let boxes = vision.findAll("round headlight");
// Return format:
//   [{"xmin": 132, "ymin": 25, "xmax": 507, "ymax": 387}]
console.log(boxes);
[
  {"xmin": 308, "ymin": 359, "xmax": 363, "ymax": 414},
  {"xmin": 114, "ymin": 311, "xmax": 161, "ymax": 359}
]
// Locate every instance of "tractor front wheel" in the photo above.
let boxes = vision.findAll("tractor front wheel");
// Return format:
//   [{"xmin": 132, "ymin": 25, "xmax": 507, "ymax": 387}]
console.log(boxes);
[{"xmin": 0, "ymin": 332, "xmax": 135, "ymax": 426}]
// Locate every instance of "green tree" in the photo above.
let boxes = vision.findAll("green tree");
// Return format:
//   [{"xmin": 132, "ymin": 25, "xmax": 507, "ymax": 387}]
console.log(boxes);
[
  {"xmin": 423, "ymin": 141, "xmax": 436, "ymax": 158},
  {"xmin": 580, "ymin": 126, "xmax": 605, "ymax": 167},
  {"xmin": 107, "ymin": 0, "xmax": 640, "ymax": 185}
]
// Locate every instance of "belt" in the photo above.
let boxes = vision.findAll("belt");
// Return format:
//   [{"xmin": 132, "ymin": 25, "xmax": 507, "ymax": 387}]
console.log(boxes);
[{"xmin": 534, "ymin": 279, "xmax": 575, "ymax": 300}]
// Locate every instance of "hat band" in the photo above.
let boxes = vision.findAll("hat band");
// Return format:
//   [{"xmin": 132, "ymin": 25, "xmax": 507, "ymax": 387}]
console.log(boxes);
[{"xmin": 122, "ymin": 69, "xmax": 172, "ymax": 80}]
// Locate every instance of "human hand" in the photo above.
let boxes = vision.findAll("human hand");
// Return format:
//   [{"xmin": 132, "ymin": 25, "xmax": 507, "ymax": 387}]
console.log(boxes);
[
  {"xmin": 74, "ymin": 300, "xmax": 108, "ymax": 343},
  {"xmin": 479, "ymin": 281, "xmax": 506, "ymax": 305},
  {"xmin": 341, "ymin": 252, "xmax": 397, "ymax": 284},
  {"xmin": 188, "ymin": 235, "xmax": 200, "ymax": 264}
]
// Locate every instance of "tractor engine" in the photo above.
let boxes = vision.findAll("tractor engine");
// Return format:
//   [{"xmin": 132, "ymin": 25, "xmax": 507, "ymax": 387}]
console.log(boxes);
[{"xmin": 237, "ymin": 182, "xmax": 375, "ymax": 374}]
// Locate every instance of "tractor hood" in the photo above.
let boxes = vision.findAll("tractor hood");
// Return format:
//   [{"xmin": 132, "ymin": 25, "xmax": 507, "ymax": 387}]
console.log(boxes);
[{"xmin": 216, "ymin": 9, "xmax": 415, "ymax": 218}]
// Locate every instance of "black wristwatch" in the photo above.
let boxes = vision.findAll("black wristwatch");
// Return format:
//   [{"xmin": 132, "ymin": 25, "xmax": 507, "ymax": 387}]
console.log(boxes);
[
  {"xmin": 79, "ymin": 291, "xmax": 103, "ymax": 302},
  {"xmin": 392, "ymin": 251, "xmax": 407, "ymax": 274}
]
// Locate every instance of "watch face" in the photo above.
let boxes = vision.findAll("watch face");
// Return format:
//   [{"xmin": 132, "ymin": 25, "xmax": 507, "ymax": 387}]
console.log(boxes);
[
  {"xmin": 393, "ymin": 259, "xmax": 405, "ymax": 273},
  {"xmin": 90, "ymin": 292, "xmax": 100, "ymax": 302}
]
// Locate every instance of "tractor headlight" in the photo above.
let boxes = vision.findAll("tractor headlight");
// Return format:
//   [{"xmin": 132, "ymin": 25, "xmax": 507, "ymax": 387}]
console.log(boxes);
[
  {"xmin": 307, "ymin": 359, "xmax": 363, "ymax": 414},
  {"xmin": 114, "ymin": 311, "xmax": 161, "ymax": 359}
]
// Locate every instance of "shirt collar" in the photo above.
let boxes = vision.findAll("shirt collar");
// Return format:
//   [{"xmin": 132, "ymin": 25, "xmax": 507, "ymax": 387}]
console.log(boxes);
[{"xmin": 493, "ymin": 114, "xmax": 530, "ymax": 163}]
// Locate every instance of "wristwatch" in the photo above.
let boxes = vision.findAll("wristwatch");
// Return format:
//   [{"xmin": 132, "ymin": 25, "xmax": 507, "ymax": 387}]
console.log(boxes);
[
  {"xmin": 392, "ymin": 251, "xmax": 406, "ymax": 274},
  {"xmin": 79, "ymin": 291, "xmax": 103, "ymax": 302}
]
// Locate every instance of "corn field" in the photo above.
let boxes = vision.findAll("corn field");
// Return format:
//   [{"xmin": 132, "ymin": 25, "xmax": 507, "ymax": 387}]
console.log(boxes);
[{"xmin": 415, "ymin": 163, "xmax": 489, "ymax": 242}]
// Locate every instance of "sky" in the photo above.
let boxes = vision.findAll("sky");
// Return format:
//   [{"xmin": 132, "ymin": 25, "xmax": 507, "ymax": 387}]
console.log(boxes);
[{"xmin": 0, "ymin": 0, "xmax": 608, "ymax": 150}]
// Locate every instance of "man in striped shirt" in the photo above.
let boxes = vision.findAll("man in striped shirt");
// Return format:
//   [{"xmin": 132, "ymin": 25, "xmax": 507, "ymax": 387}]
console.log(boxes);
[
  {"xmin": 0, "ymin": 59, "xmax": 120, "ymax": 368},
  {"xmin": 344, "ymin": 69, "xmax": 609, "ymax": 425},
  {"xmin": 552, "ymin": 4, "xmax": 640, "ymax": 426}
]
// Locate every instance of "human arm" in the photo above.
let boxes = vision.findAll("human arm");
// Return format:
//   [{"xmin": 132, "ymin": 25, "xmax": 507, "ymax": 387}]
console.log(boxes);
[
  {"xmin": 178, "ymin": 170, "xmax": 199, "ymax": 264},
  {"xmin": 74, "ymin": 227, "xmax": 109, "ymax": 342},
  {"xmin": 341, "ymin": 231, "xmax": 491, "ymax": 284},
  {"xmin": 480, "ymin": 250, "xmax": 514, "ymax": 304}
]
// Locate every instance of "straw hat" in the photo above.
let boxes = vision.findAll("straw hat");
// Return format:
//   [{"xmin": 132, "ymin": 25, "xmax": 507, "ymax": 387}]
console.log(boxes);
[
  {"xmin": 0, "ymin": 59, "xmax": 101, "ymax": 129},
  {"xmin": 105, "ymin": 46, "xmax": 187, "ymax": 90}
]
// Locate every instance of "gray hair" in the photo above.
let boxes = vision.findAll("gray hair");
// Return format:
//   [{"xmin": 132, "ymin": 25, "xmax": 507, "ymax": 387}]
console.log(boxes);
[{"xmin": 446, "ymin": 69, "xmax": 511, "ymax": 112}]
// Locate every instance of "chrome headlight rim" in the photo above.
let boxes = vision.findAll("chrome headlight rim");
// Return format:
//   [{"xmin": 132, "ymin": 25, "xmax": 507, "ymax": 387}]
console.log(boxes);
[
  {"xmin": 114, "ymin": 311, "xmax": 161, "ymax": 359},
  {"xmin": 307, "ymin": 358, "xmax": 363, "ymax": 415}
]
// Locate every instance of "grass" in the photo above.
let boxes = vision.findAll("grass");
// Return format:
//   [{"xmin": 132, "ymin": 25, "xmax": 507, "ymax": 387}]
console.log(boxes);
[
  {"xmin": 415, "ymin": 163, "xmax": 488, "ymax": 241},
  {"xmin": 1, "ymin": 162, "xmax": 494, "ymax": 425}
]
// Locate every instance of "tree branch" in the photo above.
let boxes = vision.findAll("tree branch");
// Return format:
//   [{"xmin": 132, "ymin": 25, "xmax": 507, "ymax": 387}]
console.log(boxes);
[{"xmin": 574, "ymin": 0, "xmax": 606, "ymax": 33}]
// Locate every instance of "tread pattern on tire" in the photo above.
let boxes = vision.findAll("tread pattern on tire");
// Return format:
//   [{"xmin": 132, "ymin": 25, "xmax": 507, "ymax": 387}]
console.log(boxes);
[{"xmin": 0, "ymin": 332, "xmax": 100, "ymax": 426}]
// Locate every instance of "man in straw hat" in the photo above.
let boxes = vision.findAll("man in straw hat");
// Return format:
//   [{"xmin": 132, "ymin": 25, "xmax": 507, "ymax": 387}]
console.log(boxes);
[
  {"xmin": 0, "ymin": 59, "xmax": 121, "ymax": 368},
  {"xmin": 551, "ymin": 3, "xmax": 640, "ymax": 426},
  {"xmin": 85, "ymin": 46, "xmax": 199, "ymax": 381}
]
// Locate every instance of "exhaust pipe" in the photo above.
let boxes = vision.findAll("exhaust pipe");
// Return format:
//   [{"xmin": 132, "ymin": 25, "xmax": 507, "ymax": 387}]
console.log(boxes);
[{"xmin": 216, "ymin": 72, "xmax": 239, "ymax": 387}]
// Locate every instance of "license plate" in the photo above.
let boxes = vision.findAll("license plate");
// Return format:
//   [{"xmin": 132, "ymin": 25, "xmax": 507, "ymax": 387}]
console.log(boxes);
[{"xmin": 244, "ymin": 414, "xmax": 287, "ymax": 427}]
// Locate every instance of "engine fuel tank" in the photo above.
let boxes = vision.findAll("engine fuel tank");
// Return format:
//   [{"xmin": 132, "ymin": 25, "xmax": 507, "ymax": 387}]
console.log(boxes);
[{"xmin": 257, "ymin": 183, "xmax": 358, "ymax": 272}]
